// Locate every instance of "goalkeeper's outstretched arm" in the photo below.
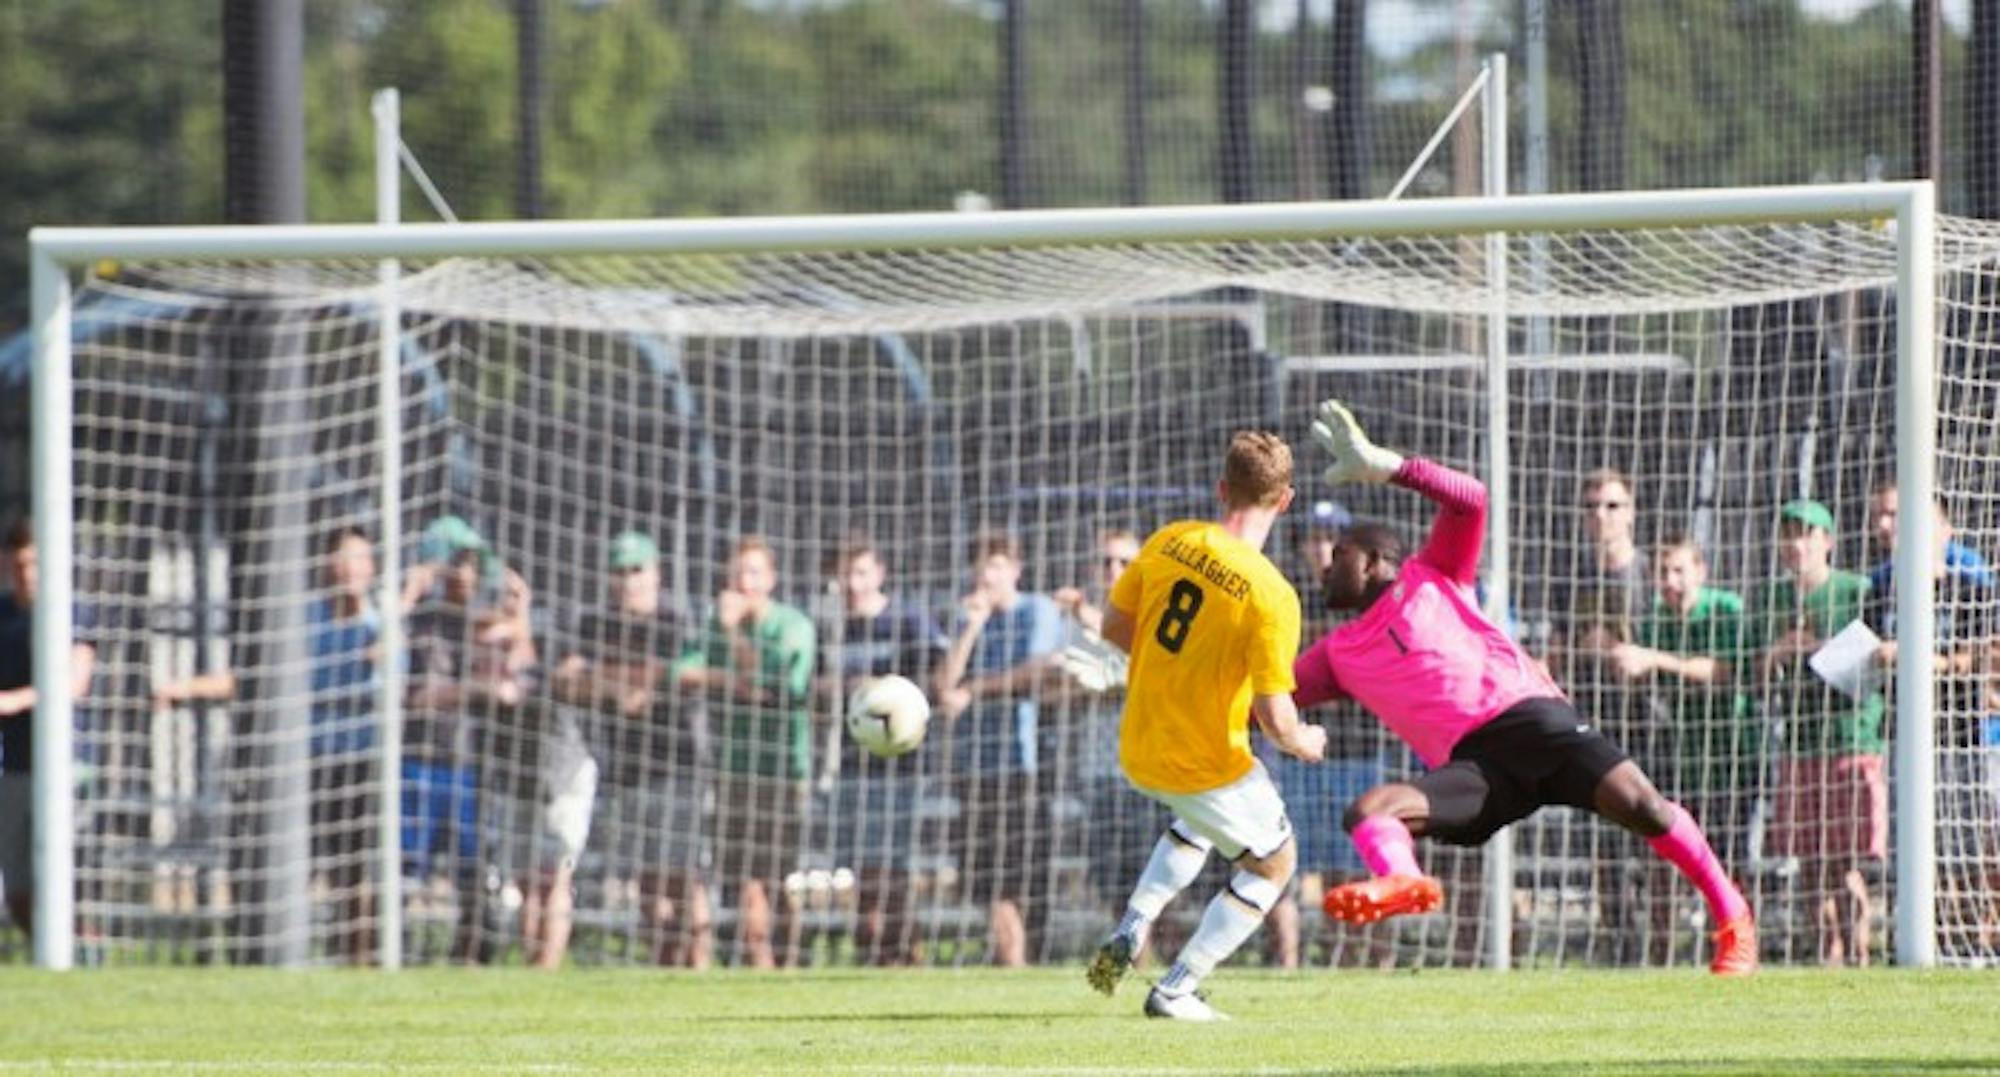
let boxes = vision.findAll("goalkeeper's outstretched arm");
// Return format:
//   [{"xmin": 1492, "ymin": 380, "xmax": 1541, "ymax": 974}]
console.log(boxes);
[
  {"xmin": 1311, "ymin": 398, "xmax": 1486, "ymax": 585},
  {"xmin": 1392, "ymin": 458, "xmax": 1487, "ymax": 586}
]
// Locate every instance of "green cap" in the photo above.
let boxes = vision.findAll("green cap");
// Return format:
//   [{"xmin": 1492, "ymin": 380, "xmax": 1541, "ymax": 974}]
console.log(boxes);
[
  {"xmin": 1779, "ymin": 499, "xmax": 1834, "ymax": 534},
  {"xmin": 608, "ymin": 530, "xmax": 660, "ymax": 570},
  {"xmin": 418, "ymin": 515, "xmax": 488, "ymax": 564}
]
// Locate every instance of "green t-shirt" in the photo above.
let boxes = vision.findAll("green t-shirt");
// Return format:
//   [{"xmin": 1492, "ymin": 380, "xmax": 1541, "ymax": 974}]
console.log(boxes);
[
  {"xmin": 674, "ymin": 601, "xmax": 816, "ymax": 779},
  {"xmin": 1632, "ymin": 587, "xmax": 1756, "ymax": 794},
  {"xmin": 1748, "ymin": 569, "xmax": 1885, "ymax": 757}
]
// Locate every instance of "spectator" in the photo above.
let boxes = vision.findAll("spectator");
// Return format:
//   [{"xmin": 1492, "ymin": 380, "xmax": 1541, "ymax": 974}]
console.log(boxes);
[
  {"xmin": 402, "ymin": 515, "xmax": 534, "ymax": 964},
  {"xmin": 675, "ymin": 535, "xmax": 815, "ymax": 969},
  {"xmin": 153, "ymin": 526, "xmax": 389, "ymax": 963},
  {"xmin": 1538, "ymin": 468, "xmax": 1649, "ymax": 654},
  {"xmin": 1751, "ymin": 499, "xmax": 1884, "ymax": 967},
  {"xmin": 483, "ymin": 555, "xmax": 593, "ymax": 972},
  {"xmin": 935, "ymin": 530, "xmax": 1064, "ymax": 966},
  {"xmin": 1606, "ymin": 534, "xmax": 1756, "ymax": 964},
  {"xmin": 1867, "ymin": 479, "xmax": 1996, "ymax": 593},
  {"xmin": 1544, "ymin": 468, "xmax": 1659, "ymax": 964},
  {"xmin": 556, "ymin": 530, "xmax": 709, "ymax": 968},
  {"xmin": 815, "ymin": 537, "xmax": 947, "ymax": 965},
  {"xmin": 1052, "ymin": 529, "xmax": 1170, "ymax": 963},
  {"xmin": 1863, "ymin": 491, "xmax": 2000, "ymax": 952},
  {"xmin": 0, "ymin": 519, "xmax": 99, "ymax": 941},
  {"xmin": 1614, "ymin": 535, "xmax": 1757, "ymax": 852},
  {"xmin": 1052, "ymin": 528, "xmax": 1141, "ymax": 636}
]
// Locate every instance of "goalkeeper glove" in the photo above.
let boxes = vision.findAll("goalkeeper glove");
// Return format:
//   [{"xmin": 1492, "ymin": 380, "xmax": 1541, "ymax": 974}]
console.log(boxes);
[
  {"xmin": 1310, "ymin": 398, "xmax": 1405, "ymax": 485},
  {"xmin": 1056, "ymin": 634, "xmax": 1129, "ymax": 694}
]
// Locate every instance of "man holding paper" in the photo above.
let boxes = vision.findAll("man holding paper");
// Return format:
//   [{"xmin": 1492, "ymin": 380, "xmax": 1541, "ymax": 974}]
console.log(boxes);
[
  {"xmin": 1751, "ymin": 498, "xmax": 1885, "ymax": 967},
  {"xmin": 1862, "ymin": 488, "xmax": 2000, "ymax": 953}
]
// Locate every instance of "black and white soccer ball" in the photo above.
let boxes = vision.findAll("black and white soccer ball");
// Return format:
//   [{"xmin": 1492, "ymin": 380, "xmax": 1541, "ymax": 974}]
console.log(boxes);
[{"xmin": 844, "ymin": 674, "xmax": 931, "ymax": 758}]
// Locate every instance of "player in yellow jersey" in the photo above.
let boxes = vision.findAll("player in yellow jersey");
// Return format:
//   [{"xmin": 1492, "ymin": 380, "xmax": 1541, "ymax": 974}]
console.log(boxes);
[{"xmin": 1079, "ymin": 431, "xmax": 1327, "ymax": 1021}]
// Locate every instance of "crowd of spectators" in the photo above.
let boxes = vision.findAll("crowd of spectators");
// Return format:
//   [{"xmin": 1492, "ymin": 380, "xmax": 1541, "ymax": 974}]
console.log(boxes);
[{"xmin": 2, "ymin": 473, "xmax": 1996, "ymax": 969}]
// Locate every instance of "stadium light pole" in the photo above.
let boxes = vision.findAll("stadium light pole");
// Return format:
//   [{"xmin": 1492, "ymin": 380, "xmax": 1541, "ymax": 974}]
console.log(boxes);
[
  {"xmin": 516, "ymin": 0, "xmax": 547, "ymax": 220},
  {"xmin": 1324, "ymin": 0, "xmax": 1368, "ymax": 202},
  {"xmin": 1972, "ymin": 3, "xmax": 2000, "ymax": 219},
  {"xmin": 1915, "ymin": 0, "xmax": 1942, "ymax": 186},
  {"xmin": 999, "ymin": 0, "xmax": 1028, "ymax": 209},
  {"xmin": 223, "ymin": 0, "xmax": 314, "ymax": 965},
  {"xmin": 1123, "ymin": 0, "xmax": 1146, "ymax": 206},
  {"xmin": 1220, "ymin": 0, "xmax": 1256, "ymax": 204}
]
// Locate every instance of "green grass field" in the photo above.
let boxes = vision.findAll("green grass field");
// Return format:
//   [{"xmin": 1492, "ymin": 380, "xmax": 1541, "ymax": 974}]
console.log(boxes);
[{"xmin": 2, "ymin": 968, "xmax": 1997, "ymax": 1074}]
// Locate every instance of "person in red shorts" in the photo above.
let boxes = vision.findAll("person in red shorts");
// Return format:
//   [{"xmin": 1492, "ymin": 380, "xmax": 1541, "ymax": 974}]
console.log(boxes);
[{"xmin": 1752, "ymin": 498, "xmax": 1886, "ymax": 966}]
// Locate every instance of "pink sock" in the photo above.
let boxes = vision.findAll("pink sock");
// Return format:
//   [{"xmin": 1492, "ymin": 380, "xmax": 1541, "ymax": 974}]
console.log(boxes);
[
  {"xmin": 1350, "ymin": 814, "xmax": 1422, "ymax": 878},
  {"xmin": 1647, "ymin": 802, "xmax": 1750, "ymax": 923}
]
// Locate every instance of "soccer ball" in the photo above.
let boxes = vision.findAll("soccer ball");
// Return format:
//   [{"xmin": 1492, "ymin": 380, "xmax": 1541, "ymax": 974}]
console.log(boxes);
[{"xmin": 845, "ymin": 674, "xmax": 931, "ymax": 758}]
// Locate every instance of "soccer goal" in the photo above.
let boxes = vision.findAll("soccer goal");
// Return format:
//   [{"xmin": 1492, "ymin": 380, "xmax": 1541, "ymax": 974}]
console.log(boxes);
[{"xmin": 27, "ymin": 183, "xmax": 1993, "ymax": 972}]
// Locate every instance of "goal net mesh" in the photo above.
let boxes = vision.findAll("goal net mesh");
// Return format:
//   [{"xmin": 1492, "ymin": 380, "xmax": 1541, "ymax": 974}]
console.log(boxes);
[{"xmin": 49, "ymin": 213, "xmax": 2000, "ymax": 969}]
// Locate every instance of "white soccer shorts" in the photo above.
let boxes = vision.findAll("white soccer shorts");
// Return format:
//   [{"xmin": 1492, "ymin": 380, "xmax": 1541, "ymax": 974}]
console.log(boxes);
[{"xmin": 1133, "ymin": 760, "xmax": 1292, "ymax": 861}]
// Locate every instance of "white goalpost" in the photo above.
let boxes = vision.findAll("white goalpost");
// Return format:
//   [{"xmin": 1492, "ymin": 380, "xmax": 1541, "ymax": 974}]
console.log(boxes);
[{"xmin": 29, "ymin": 181, "xmax": 1961, "ymax": 973}]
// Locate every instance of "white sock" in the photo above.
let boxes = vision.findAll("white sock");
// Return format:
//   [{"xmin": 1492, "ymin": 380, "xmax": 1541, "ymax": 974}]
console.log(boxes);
[
  {"xmin": 1122, "ymin": 824, "xmax": 1212, "ymax": 940},
  {"xmin": 1159, "ymin": 870, "xmax": 1282, "ymax": 996}
]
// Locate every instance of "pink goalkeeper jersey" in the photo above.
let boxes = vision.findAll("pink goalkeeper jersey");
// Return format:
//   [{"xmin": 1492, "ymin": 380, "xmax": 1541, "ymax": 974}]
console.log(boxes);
[{"xmin": 1293, "ymin": 457, "xmax": 1564, "ymax": 768}]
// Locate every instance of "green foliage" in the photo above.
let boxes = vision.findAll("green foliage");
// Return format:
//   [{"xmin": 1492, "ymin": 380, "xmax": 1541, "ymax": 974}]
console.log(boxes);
[
  {"xmin": 0, "ymin": 0, "xmax": 217, "ymax": 323},
  {"xmin": 0, "ymin": 0, "xmax": 1982, "ymax": 330}
]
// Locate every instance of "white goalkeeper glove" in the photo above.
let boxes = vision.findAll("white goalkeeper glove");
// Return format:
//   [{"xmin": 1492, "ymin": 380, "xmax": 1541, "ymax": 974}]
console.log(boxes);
[
  {"xmin": 1056, "ymin": 634, "xmax": 1129, "ymax": 694},
  {"xmin": 1310, "ymin": 398, "xmax": 1404, "ymax": 485}
]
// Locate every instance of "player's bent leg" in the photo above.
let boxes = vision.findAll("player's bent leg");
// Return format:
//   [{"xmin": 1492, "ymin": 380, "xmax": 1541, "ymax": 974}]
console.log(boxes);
[
  {"xmin": 1323, "ymin": 782, "xmax": 1445, "ymax": 926},
  {"xmin": 1590, "ymin": 761, "xmax": 1676, "ymax": 838},
  {"xmin": 1603, "ymin": 771, "xmax": 1757, "ymax": 976},
  {"xmin": 1147, "ymin": 841, "xmax": 1293, "ymax": 1022},
  {"xmin": 1089, "ymin": 822, "xmax": 1212, "ymax": 997},
  {"xmin": 1340, "ymin": 781, "xmax": 1434, "ymax": 835},
  {"xmin": 1127, "ymin": 764, "xmax": 1292, "ymax": 1020}
]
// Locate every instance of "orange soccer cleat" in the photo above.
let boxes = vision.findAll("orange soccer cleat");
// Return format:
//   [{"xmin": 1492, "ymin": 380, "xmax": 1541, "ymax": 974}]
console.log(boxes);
[
  {"xmin": 1710, "ymin": 914, "xmax": 1758, "ymax": 977},
  {"xmin": 1321, "ymin": 874, "xmax": 1444, "ymax": 925}
]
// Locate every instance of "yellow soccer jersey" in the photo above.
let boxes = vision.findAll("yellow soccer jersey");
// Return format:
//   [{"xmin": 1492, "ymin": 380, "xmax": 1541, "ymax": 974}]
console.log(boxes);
[{"xmin": 1113, "ymin": 519, "xmax": 1301, "ymax": 794}]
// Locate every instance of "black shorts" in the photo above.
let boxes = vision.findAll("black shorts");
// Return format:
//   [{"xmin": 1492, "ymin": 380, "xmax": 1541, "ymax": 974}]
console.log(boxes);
[{"xmin": 1417, "ymin": 697, "xmax": 1630, "ymax": 847}]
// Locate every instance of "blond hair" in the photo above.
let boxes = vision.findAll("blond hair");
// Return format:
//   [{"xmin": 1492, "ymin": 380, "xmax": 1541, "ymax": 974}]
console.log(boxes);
[{"xmin": 1221, "ymin": 431, "xmax": 1293, "ymax": 510}]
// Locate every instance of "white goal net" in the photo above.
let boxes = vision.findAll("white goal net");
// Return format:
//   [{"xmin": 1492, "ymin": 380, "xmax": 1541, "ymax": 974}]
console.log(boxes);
[{"xmin": 24, "ymin": 187, "xmax": 2000, "ymax": 971}]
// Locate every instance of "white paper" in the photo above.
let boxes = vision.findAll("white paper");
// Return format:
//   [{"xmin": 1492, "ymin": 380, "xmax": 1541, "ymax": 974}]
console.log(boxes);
[{"xmin": 1807, "ymin": 619, "xmax": 1884, "ymax": 700}]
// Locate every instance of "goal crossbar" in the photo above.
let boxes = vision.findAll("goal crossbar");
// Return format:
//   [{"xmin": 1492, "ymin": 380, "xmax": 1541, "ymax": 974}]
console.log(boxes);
[{"xmin": 31, "ymin": 183, "xmax": 1924, "ymax": 263}]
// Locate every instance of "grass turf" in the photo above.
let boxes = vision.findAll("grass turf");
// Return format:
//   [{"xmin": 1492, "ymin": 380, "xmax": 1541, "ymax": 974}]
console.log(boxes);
[{"xmin": 0, "ymin": 967, "xmax": 1995, "ymax": 1074}]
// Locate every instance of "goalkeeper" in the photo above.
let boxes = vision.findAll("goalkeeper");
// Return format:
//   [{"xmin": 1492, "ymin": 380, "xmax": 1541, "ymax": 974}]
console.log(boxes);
[{"xmin": 1294, "ymin": 400, "xmax": 1757, "ymax": 976}]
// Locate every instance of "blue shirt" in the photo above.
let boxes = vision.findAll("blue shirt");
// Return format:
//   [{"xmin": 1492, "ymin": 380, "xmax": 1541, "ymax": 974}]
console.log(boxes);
[
  {"xmin": 308, "ymin": 598, "xmax": 380, "ymax": 759},
  {"xmin": 954, "ymin": 592, "xmax": 1062, "ymax": 774},
  {"xmin": 1870, "ymin": 542, "xmax": 1997, "ymax": 593}
]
